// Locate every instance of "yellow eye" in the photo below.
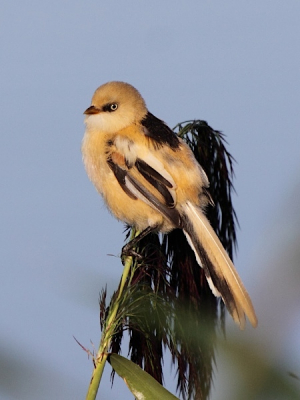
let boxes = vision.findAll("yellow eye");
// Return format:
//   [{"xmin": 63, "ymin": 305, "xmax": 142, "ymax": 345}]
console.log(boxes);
[
  {"xmin": 110, "ymin": 103, "xmax": 118, "ymax": 111},
  {"xmin": 102, "ymin": 103, "xmax": 119, "ymax": 112}
]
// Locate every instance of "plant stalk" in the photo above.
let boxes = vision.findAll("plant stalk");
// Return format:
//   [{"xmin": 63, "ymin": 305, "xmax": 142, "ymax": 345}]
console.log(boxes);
[{"xmin": 85, "ymin": 229, "xmax": 139, "ymax": 400}]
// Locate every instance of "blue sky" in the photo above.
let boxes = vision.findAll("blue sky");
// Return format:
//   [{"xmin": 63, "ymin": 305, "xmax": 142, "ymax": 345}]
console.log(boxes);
[{"xmin": 1, "ymin": 1, "xmax": 300, "ymax": 399}]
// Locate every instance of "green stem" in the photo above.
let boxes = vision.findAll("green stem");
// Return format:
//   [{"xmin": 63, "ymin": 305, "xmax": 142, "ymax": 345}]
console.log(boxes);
[{"xmin": 85, "ymin": 229, "xmax": 139, "ymax": 400}]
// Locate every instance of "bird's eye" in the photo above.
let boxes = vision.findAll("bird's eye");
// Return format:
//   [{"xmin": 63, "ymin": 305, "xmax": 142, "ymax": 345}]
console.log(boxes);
[
  {"xmin": 102, "ymin": 103, "xmax": 119, "ymax": 112},
  {"xmin": 110, "ymin": 103, "xmax": 118, "ymax": 111}
]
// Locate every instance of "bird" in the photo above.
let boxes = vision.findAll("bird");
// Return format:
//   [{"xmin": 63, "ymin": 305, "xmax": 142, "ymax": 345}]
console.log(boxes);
[{"xmin": 82, "ymin": 81, "xmax": 257, "ymax": 329}]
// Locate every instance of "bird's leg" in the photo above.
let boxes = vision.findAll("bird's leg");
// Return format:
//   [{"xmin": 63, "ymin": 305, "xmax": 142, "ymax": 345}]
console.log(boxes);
[{"xmin": 121, "ymin": 226, "xmax": 157, "ymax": 259}]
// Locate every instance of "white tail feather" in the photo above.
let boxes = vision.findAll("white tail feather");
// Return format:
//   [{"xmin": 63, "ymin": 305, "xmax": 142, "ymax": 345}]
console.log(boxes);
[
  {"xmin": 184, "ymin": 230, "xmax": 221, "ymax": 297},
  {"xmin": 182, "ymin": 201, "xmax": 257, "ymax": 329}
]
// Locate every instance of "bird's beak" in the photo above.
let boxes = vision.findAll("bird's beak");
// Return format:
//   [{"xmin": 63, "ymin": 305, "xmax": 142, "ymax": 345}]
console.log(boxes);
[{"xmin": 84, "ymin": 105, "xmax": 101, "ymax": 115}]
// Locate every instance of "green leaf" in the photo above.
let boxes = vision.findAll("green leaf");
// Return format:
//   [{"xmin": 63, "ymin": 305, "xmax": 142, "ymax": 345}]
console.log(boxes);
[{"xmin": 108, "ymin": 353, "xmax": 179, "ymax": 400}]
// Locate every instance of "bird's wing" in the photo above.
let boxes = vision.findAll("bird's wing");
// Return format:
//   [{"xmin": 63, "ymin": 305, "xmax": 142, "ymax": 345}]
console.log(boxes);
[{"xmin": 107, "ymin": 144, "xmax": 181, "ymax": 227}]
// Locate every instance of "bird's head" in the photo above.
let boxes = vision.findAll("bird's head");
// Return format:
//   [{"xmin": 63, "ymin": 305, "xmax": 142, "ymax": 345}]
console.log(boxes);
[{"xmin": 84, "ymin": 81, "xmax": 148, "ymax": 133}]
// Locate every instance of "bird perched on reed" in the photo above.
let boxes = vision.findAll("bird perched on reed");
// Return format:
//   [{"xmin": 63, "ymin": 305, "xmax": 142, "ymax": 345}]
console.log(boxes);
[{"xmin": 82, "ymin": 81, "xmax": 257, "ymax": 329}]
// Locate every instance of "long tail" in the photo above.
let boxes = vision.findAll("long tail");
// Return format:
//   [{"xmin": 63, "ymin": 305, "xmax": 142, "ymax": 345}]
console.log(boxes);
[{"xmin": 181, "ymin": 201, "xmax": 257, "ymax": 329}]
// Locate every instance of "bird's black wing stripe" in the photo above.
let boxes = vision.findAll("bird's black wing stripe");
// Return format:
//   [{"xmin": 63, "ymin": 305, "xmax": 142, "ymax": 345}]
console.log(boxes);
[
  {"xmin": 138, "ymin": 171, "xmax": 175, "ymax": 208},
  {"xmin": 136, "ymin": 159, "xmax": 175, "ymax": 208},
  {"xmin": 141, "ymin": 112, "xmax": 180, "ymax": 149},
  {"xmin": 136, "ymin": 159, "xmax": 173, "ymax": 188},
  {"xmin": 107, "ymin": 158, "xmax": 137, "ymax": 200},
  {"xmin": 126, "ymin": 174, "xmax": 181, "ymax": 227}
]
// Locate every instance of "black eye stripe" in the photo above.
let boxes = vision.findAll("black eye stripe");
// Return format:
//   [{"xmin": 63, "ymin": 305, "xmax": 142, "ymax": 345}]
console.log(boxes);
[{"xmin": 103, "ymin": 103, "xmax": 118, "ymax": 112}]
